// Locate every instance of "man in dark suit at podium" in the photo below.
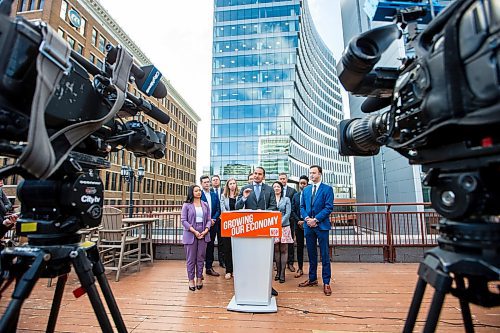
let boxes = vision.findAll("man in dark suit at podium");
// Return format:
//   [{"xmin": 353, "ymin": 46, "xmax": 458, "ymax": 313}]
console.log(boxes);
[
  {"xmin": 236, "ymin": 167, "xmax": 276, "ymax": 212},
  {"xmin": 236, "ymin": 166, "xmax": 278, "ymax": 296},
  {"xmin": 298, "ymin": 165, "xmax": 334, "ymax": 296}
]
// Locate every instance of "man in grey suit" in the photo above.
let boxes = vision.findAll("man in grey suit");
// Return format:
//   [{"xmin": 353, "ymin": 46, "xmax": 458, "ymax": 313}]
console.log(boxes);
[
  {"xmin": 235, "ymin": 166, "xmax": 278, "ymax": 296},
  {"xmin": 236, "ymin": 167, "xmax": 277, "ymax": 211}
]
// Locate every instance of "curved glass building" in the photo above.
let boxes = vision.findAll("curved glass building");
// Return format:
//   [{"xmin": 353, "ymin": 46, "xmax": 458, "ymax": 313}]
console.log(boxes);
[{"xmin": 211, "ymin": 0, "xmax": 351, "ymax": 194}]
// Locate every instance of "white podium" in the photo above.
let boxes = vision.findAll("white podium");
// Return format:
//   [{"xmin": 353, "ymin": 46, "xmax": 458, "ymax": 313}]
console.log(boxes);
[{"xmin": 221, "ymin": 210, "xmax": 282, "ymax": 313}]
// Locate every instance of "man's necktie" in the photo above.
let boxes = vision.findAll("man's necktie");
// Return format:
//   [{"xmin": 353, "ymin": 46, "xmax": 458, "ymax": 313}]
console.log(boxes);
[
  {"xmin": 311, "ymin": 184, "xmax": 317, "ymax": 206},
  {"xmin": 254, "ymin": 184, "xmax": 261, "ymax": 200}
]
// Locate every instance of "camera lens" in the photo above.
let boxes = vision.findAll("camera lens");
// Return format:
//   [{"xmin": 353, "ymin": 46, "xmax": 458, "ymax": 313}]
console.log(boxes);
[{"xmin": 338, "ymin": 112, "xmax": 389, "ymax": 156}]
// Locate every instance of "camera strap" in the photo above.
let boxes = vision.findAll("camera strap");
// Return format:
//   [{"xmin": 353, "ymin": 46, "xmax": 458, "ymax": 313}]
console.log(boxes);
[{"xmin": 14, "ymin": 23, "xmax": 71, "ymax": 179}]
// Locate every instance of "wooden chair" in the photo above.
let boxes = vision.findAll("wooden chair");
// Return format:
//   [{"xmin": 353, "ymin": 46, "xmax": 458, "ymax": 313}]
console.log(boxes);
[{"xmin": 98, "ymin": 206, "xmax": 143, "ymax": 282}]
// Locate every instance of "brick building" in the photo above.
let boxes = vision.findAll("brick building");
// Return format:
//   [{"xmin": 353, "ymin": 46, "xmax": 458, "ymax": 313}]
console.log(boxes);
[{"xmin": 1, "ymin": 0, "xmax": 201, "ymax": 207}]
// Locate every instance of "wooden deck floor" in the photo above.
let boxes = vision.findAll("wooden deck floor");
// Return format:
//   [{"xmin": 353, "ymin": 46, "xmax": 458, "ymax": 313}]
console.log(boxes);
[{"xmin": 1, "ymin": 260, "xmax": 498, "ymax": 332}]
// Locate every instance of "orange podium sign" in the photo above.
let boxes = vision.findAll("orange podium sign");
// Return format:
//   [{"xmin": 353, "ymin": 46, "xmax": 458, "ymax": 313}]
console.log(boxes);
[{"xmin": 221, "ymin": 210, "xmax": 282, "ymax": 238}]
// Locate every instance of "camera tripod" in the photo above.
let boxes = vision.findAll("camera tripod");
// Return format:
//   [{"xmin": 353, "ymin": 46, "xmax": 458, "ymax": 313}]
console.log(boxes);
[
  {"xmin": 403, "ymin": 220, "xmax": 500, "ymax": 333},
  {"xmin": 0, "ymin": 236, "xmax": 128, "ymax": 332}
]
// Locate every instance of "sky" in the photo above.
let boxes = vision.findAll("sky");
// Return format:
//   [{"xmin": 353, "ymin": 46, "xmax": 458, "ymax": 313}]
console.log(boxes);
[{"xmin": 98, "ymin": 0, "xmax": 345, "ymax": 178}]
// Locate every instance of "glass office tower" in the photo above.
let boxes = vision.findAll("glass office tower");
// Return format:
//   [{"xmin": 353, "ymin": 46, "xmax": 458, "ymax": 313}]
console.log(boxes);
[{"xmin": 211, "ymin": 0, "xmax": 351, "ymax": 195}]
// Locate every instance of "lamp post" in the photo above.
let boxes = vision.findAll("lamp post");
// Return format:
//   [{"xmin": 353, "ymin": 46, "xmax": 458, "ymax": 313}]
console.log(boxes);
[{"xmin": 121, "ymin": 165, "xmax": 145, "ymax": 218}]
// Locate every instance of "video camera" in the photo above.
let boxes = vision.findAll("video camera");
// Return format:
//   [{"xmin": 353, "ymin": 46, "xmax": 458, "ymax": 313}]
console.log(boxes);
[
  {"xmin": 0, "ymin": 1, "xmax": 170, "ymax": 240},
  {"xmin": 337, "ymin": 0, "xmax": 500, "ymax": 220}
]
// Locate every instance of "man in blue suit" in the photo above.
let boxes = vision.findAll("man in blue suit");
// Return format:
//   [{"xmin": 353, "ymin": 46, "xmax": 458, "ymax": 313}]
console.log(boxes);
[
  {"xmin": 298, "ymin": 165, "xmax": 334, "ymax": 296},
  {"xmin": 200, "ymin": 175, "xmax": 221, "ymax": 276}
]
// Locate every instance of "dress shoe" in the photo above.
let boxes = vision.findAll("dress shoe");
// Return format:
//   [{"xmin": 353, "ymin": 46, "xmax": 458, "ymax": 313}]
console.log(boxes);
[
  {"xmin": 206, "ymin": 268, "xmax": 220, "ymax": 277},
  {"xmin": 189, "ymin": 286, "xmax": 196, "ymax": 291},
  {"xmin": 279, "ymin": 277, "xmax": 285, "ymax": 284},
  {"xmin": 271, "ymin": 288, "xmax": 278, "ymax": 296},
  {"xmin": 298, "ymin": 279, "xmax": 318, "ymax": 287},
  {"xmin": 323, "ymin": 284, "xmax": 332, "ymax": 296},
  {"xmin": 294, "ymin": 269, "xmax": 303, "ymax": 278},
  {"xmin": 196, "ymin": 284, "xmax": 203, "ymax": 290},
  {"xmin": 287, "ymin": 264, "xmax": 296, "ymax": 272},
  {"xmin": 274, "ymin": 274, "xmax": 280, "ymax": 281}
]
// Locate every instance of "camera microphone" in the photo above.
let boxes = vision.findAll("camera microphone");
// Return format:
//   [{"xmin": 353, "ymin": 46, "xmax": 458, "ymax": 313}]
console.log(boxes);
[
  {"xmin": 105, "ymin": 45, "xmax": 167, "ymax": 98},
  {"xmin": 126, "ymin": 94, "xmax": 171, "ymax": 124},
  {"xmin": 133, "ymin": 65, "xmax": 167, "ymax": 99}
]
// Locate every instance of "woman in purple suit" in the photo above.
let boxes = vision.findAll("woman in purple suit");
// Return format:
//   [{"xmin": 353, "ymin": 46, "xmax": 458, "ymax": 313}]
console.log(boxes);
[{"xmin": 182, "ymin": 185, "xmax": 212, "ymax": 291}]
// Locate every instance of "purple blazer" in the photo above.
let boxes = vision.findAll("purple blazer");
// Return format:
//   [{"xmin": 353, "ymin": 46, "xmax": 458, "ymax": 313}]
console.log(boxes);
[{"xmin": 181, "ymin": 202, "xmax": 212, "ymax": 245}]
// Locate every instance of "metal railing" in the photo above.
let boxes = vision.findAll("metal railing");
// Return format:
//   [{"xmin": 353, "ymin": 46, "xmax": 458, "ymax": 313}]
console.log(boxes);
[
  {"xmin": 329, "ymin": 203, "xmax": 440, "ymax": 261},
  {"xmin": 109, "ymin": 202, "xmax": 441, "ymax": 261}
]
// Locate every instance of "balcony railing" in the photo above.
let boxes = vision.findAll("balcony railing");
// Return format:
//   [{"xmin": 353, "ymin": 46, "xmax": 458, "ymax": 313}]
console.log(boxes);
[{"xmin": 110, "ymin": 202, "xmax": 441, "ymax": 261}]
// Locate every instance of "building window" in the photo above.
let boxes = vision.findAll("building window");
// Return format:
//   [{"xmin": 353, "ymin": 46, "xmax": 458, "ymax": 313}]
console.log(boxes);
[
  {"xmin": 57, "ymin": 28, "xmax": 64, "ymax": 38},
  {"xmin": 98, "ymin": 35, "xmax": 106, "ymax": 53},
  {"xmin": 96, "ymin": 58, "xmax": 104, "ymax": 70},
  {"xmin": 89, "ymin": 53, "xmax": 95, "ymax": 64},
  {"xmin": 37, "ymin": 0, "xmax": 44, "ymax": 10},
  {"xmin": 111, "ymin": 173, "xmax": 117, "ymax": 191},
  {"xmin": 75, "ymin": 43, "xmax": 83, "ymax": 55},
  {"xmin": 91, "ymin": 28, "xmax": 97, "ymax": 46},
  {"xmin": 17, "ymin": 0, "xmax": 27, "ymax": 12},
  {"xmin": 67, "ymin": 36, "xmax": 75, "ymax": 50},
  {"xmin": 27, "ymin": 0, "xmax": 36, "ymax": 11},
  {"xmin": 59, "ymin": 0, "xmax": 68, "ymax": 20},
  {"xmin": 78, "ymin": 17, "xmax": 86, "ymax": 36}
]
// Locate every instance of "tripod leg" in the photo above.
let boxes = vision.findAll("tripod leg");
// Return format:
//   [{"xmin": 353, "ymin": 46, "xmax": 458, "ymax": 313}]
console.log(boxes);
[
  {"xmin": 403, "ymin": 278, "xmax": 427, "ymax": 333},
  {"xmin": 0, "ymin": 253, "xmax": 46, "ymax": 332},
  {"xmin": 46, "ymin": 273, "xmax": 68, "ymax": 333},
  {"xmin": 423, "ymin": 289, "xmax": 446, "ymax": 333},
  {"xmin": 87, "ymin": 244, "xmax": 128, "ymax": 333},
  {"xmin": 455, "ymin": 276, "xmax": 474, "ymax": 333},
  {"xmin": 71, "ymin": 248, "xmax": 116, "ymax": 332}
]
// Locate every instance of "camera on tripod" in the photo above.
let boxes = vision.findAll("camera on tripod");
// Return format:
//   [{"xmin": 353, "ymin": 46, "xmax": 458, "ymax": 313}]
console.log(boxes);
[
  {"xmin": 0, "ymin": 2, "xmax": 170, "ymax": 241},
  {"xmin": 337, "ymin": 0, "xmax": 500, "ymax": 220},
  {"xmin": 337, "ymin": 1, "xmax": 499, "ymax": 331},
  {"xmin": 0, "ymin": 1, "xmax": 173, "ymax": 330}
]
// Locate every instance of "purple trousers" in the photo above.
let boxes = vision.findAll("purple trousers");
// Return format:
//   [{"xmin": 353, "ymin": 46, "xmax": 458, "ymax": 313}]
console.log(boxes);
[{"xmin": 184, "ymin": 222, "xmax": 207, "ymax": 280}]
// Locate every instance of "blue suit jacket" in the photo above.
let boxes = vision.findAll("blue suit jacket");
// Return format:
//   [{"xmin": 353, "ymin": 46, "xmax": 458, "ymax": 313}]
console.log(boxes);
[
  {"xmin": 201, "ymin": 191, "xmax": 221, "ymax": 220},
  {"xmin": 300, "ymin": 183, "xmax": 334, "ymax": 231}
]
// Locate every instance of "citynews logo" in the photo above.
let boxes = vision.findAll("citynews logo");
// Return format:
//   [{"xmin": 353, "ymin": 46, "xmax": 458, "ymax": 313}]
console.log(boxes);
[
  {"xmin": 145, "ymin": 70, "xmax": 161, "ymax": 95},
  {"xmin": 81, "ymin": 195, "xmax": 101, "ymax": 204}
]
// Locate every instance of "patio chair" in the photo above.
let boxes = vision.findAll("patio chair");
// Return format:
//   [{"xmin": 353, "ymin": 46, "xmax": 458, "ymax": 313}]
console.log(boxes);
[{"xmin": 98, "ymin": 206, "xmax": 143, "ymax": 281}]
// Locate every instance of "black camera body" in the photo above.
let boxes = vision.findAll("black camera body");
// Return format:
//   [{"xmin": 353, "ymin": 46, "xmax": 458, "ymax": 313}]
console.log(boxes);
[
  {"xmin": 0, "ymin": 4, "xmax": 169, "ymax": 238},
  {"xmin": 0, "ymin": 16, "xmax": 167, "ymax": 161},
  {"xmin": 338, "ymin": 0, "xmax": 499, "ymax": 162},
  {"xmin": 337, "ymin": 0, "xmax": 500, "ymax": 220}
]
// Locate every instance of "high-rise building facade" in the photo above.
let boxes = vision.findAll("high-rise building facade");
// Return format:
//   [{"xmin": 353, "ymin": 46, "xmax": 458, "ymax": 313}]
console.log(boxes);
[
  {"xmin": 211, "ymin": 0, "xmax": 351, "ymax": 196},
  {"xmin": 2, "ymin": 0, "xmax": 201, "ymax": 206}
]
